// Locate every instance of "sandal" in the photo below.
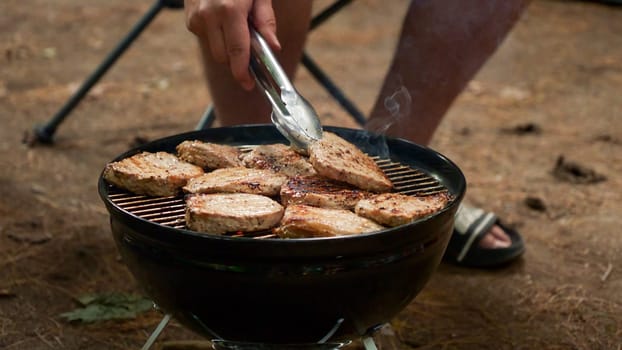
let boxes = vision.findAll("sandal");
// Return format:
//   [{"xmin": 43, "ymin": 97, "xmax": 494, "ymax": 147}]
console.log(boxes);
[{"xmin": 444, "ymin": 204, "xmax": 525, "ymax": 268}]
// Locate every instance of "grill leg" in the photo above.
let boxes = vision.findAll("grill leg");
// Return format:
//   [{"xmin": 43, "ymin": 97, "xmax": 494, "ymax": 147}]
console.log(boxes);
[
  {"xmin": 141, "ymin": 313, "xmax": 172, "ymax": 350},
  {"xmin": 27, "ymin": 0, "xmax": 178, "ymax": 146},
  {"xmin": 362, "ymin": 336, "xmax": 378, "ymax": 350},
  {"xmin": 364, "ymin": 323, "xmax": 402, "ymax": 350}
]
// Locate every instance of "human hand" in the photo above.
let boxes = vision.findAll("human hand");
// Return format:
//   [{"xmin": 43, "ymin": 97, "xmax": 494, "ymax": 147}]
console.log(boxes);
[{"xmin": 185, "ymin": 0, "xmax": 281, "ymax": 91}]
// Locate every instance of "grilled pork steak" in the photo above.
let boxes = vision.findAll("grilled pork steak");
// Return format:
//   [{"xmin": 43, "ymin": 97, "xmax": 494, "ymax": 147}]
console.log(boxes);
[
  {"xmin": 103, "ymin": 151, "xmax": 204, "ymax": 197},
  {"xmin": 186, "ymin": 193, "xmax": 284, "ymax": 234},
  {"xmin": 308, "ymin": 132, "xmax": 392, "ymax": 192},
  {"xmin": 242, "ymin": 143, "xmax": 316, "ymax": 177},
  {"xmin": 274, "ymin": 204, "xmax": 384, "ymax": 238},
  {"xmin": 355, "ymin": 192, "xmax": 451, "ymax": 227},
  {"xmin": 280, "ymin": 176, "xmax": 371, "ymax": 210},
  {"xmin": 176, "ymin": 140, "xmax": 243, "ymax": 169},
  {"xmin": 183, "ymin": 167, "xmax": 288, "ymax": 196}
]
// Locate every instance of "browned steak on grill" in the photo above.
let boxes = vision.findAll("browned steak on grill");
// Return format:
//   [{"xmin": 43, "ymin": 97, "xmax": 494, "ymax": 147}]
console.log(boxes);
[
  {"xmin": 280, "ymin": 175, "xmax": 371, "ymax": 210},
  {"xmin": 242, "ymin": 143, "xmax": 316, "ymax": 177},
  {"xmin": 308, "ymin": 132, "xmax": 392, "ymax": 193},
  {"xmin": 274, "ymin": 204, "xmax": 384, "ymax": 238},
  {"xmin": 185, "ymin": 193, "xmax": 284, "ymax": 234},
  {"xmin": 183, "ymin": 167, "xmax": 288, "ymax": 197},
  {"xmin": 103, "ymin": 151, "xmax": 204, "ymax": 197},
  {"xmin": 355, "ymin": 192, "xmax": 451, "ymax": 227},
  {"xmin": 176, "ymin": 140, "xmax": 244, "ymax": 169}
]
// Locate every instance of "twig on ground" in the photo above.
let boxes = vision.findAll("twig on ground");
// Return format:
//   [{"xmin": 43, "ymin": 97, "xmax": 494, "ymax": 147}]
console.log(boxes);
[
  {"xmin": 35, "ymin": 329, "xmax": 56, "ymax": 349},
  {"xmin": 5, "ymin": 338, "xmax": 31, "ymax": 350},
  {"xmin": 0, "ymin": 246, "xmax": 46, "ymax": 269},
  {"xmin": 601, "ymin": 263, "xmax": 613, "ymax": 282},
  {"xmin": 54, "ymin": 336, "xmax": 64, "ymax": 348}
]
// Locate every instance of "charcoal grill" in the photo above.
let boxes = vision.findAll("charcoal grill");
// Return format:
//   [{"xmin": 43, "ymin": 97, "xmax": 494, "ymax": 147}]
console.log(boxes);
[{"xmin": 98, "ymin": 125, "xmax": 466, "ymax": 348}]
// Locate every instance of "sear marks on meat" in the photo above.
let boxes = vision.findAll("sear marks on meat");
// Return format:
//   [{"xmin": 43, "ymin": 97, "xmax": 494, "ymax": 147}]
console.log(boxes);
[
  {"xmin": 274, "ymin": 204, "xmax": 384, "ymax": 238},
  {"xmin": 103, "ymin": 151, "xmax": 204, "ymax": 197},
  {"xmin": 183, "ymin": 167, "xmax": 288, "ymax": 197},
  {"xmin": 308, "ymin": 132, "xmax": 392, "ymax": 193},
  {"xmin": 355, "ymin": 192, "xmax": 451, "ymax": 227},
  {"xmin": 280, "ymin": 175, "xmax": 371, "ymax": 210},
  {"xmin": 176, "ymin": 140, "xmax": 244, "ymax": 169},
  {"xmin": 185, "ymin": 193, "xmax": 284, "ymax": 234},
  {"xmin": 242, "ymin": 143, "xmax": 316, "ymax": 177}
]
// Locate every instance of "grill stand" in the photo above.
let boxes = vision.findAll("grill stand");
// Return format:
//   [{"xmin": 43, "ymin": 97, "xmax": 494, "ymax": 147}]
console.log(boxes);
[
  {"xmin": 141, "ymin": 313, "xmax": 171, "ymax": 350},
  {"xmin": 140, "ymin": 313, "xmax": 384, "ymax": 350}
]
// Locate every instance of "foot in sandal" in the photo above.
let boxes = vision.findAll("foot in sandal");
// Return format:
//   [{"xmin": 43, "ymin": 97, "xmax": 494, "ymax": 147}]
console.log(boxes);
[{"xmin": 443, "ymin": 204, "xmax": 525, "ymax": 268}]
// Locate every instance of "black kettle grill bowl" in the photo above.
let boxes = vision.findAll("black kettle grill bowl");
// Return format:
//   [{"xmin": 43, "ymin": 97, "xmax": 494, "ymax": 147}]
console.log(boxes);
[{"xmin": 98, "ymin": 125, "xmax": 466, "ymax": 344}]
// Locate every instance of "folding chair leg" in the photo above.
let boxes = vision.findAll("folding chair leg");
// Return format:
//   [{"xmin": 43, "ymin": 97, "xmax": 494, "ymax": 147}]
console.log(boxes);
[
  {"xmin": 310, "ymin": 0, "xmax": 355, "ymax": 30},
  {"xmin": 301, "ymin": 52, "xmax": 366, "ymax": 127}
]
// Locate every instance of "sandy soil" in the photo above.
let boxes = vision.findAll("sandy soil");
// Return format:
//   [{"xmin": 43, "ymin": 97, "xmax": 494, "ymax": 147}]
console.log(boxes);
[{"xmin": 1, "ymin": 0, "xmax": 621, "ymax": 349}]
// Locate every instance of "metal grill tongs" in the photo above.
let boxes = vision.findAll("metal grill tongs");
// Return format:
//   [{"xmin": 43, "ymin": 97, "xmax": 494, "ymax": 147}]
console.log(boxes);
[{"xmin": 249, "ymin": 28, "xmax": 323, "ymax": 151}]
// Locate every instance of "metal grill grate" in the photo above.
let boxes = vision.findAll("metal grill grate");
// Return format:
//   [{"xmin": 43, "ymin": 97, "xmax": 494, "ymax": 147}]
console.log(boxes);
[{"xmin": 107, "ymin": 149, "xmax": 449, "ymax": 235}]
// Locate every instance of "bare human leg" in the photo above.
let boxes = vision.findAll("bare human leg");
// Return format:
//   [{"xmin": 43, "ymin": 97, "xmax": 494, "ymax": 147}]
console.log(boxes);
[
  {"xmin": 367, "ymin": 0, "xmax": 531, "ymax": 252},
  {"xmin": 198, "ymin": 0, "xmax": 313, "ymax": 126}
]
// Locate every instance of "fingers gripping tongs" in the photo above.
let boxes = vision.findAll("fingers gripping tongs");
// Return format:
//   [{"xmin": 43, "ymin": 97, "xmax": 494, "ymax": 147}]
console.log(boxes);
[{"xmin": 249, "ymin": 28, "xmax": 323, "ymax": 151}]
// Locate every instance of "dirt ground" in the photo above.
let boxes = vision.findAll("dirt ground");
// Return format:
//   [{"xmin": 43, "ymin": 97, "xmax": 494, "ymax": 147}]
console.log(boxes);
[{"xmin": 1, "ymin": 0, "xmax": 621, "ymax": 349}]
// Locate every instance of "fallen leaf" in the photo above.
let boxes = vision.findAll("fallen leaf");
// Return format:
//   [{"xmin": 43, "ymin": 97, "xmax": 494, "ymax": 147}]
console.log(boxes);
[
  {"xmin": 499, "ymin": 86, "xmax": 531, "ymax": 101},
  {"xmin": 43, "ymin": 47, "xmax": 57, "ymax": 59},
  {"xmin": 0, "ymin": 288, "xmax": 16, "ymax": 298},
  {"xmin": 501, "ymin": 122, "xmax": 542, "ymax": 135},
  {"xmin": 60, "ymin": 293, "xmax": 153, "ymax": 323},
  {"xmin": 593, "ymin": 134, "xmax": 622, "ymax": 145},
  {"xmin": 525, "ymin": 196, "xmax": 547, "ymax": 212},
  {"xmin": 157, "ymin": 78, "xmax": 170, "ymax": 90},
  {"xmin": 552, "ymin": 155, "xmax": 607, "ymax": 185}
]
